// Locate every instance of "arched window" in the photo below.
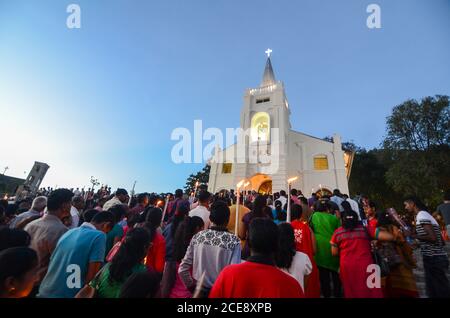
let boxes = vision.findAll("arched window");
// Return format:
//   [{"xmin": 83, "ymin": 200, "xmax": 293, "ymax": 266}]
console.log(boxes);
[
  {"xmin": 313, "ymin": 155, "xmax": 329, "ymax": 170},
  {"xmin": 250, "ymin": 112, "xmax": 270, "ymax": 143}
]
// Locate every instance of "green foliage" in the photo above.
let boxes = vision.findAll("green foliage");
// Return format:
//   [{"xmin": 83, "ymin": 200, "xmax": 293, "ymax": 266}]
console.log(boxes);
[
  {"xmin": 382, "ymin": 95, "xmax": 450, "ymax": 210},
  {"xmin": 184, "ymin": 164, "xmax": 210, "ymax": 194}
]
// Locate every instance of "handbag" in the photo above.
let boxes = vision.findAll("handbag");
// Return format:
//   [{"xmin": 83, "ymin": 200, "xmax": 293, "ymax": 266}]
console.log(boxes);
[
  {"xmin": 377, "ymin": 242, "xmax": 403, "ymax": 268},
  {"xmin": 74, "ymin": 265, "xmax": 105, "ymax": 298},
  {"xmin": 363, "ymin": 226, "xmax": 390, "ymax": 277},
  {"xmin": 372, "ymin": 249, "xmax": 390, "ymax": 278}
]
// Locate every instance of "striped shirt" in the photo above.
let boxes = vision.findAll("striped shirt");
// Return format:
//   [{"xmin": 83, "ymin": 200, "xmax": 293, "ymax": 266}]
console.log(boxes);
[{"xmin": 415, "ymin": 211, "xmax": 446, "ymax": 257}]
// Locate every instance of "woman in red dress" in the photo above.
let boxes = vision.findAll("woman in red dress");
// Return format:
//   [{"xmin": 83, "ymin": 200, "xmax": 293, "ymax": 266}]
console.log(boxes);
[
  {"xmin": 290, "ymin": 204, "xmax": 321, "ymax": 298},
  {"xmin": 330, "ymin": 204, "xmax": 383, "ymax": 298}
]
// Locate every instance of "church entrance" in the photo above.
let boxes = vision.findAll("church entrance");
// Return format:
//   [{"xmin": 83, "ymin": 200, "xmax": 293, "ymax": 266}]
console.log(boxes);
[
  {"xmin": 248, "ymin": 174, "xmax": 272, "ymax": 195},
  {"xmin": 258, "ymin": 180, "xmax": 272, "ymax": 195}
]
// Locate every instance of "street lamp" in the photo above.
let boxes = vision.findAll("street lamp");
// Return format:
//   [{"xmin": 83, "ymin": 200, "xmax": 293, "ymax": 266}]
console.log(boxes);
[{"xmin": 287, "ymin": 176, "xmax": 298, "ymax": 223}]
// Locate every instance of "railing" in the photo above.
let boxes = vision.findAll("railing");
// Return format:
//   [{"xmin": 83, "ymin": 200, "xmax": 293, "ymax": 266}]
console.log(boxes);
[{"xmin": 246, "ymin": 81, "xmax": 283, "ymax": 96}]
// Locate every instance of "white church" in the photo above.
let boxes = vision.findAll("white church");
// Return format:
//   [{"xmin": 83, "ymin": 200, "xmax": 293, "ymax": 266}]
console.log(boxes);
[{"xmin": 207, "ymin": 50, "xmax": 354, "ymax": 196}]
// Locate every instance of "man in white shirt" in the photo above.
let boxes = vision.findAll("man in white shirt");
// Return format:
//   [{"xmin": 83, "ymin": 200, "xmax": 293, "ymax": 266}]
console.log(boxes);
[
  {"xmin": 330, "ymin": 189, "xmax": 344, "ymax": 212},
  {"xmin": 278, "ymin": 190, "xmax": 288, "ymax": 208},
  {"xmin": 103, "ymin": 188, "xmax": 128, "ymax": 211},
  {"xmin": 343, "ymin": 194, "xmax": 361, "ymax": 221},
  {"xmin": 69, "ymin": 196, "xmax": 85, "ymax": 229},
  {"xmin": 73, "ymin": 188, "xmax": 81, "ymax": 197},
  {"xmin": 189, "ymin": 190, "xmax": 211, "ymax": 229}
]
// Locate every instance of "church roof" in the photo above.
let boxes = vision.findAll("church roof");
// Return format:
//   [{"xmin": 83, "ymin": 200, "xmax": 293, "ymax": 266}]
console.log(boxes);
[{"xmin": 261, "ymin": 57, "xmax": 276, "ymax": 87}]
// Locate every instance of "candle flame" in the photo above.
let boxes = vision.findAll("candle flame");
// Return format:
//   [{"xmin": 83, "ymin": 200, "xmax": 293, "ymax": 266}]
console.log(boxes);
[
  {"xmin": 236, "ymin": 179, "xmax": 246, "ymax": 188},
  {"xmin": 287, "ymin": 176, "xmax": 298, "ymax": 184}
]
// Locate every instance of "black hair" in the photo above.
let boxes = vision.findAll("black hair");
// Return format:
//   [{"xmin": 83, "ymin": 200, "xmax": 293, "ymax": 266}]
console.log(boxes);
[
  {"xmin": 0, "ymin": 247, "xmax": 38, "ymax": 291},
  {"xmin": 209, "ymin": 200, "xmax": 230, "ymax": 227},
  {"xmin": 47, "ymin": 189, "xmax": 73, "ymax": 211},
  {"xmin": 144, "ymin": 207, "xmax": 162, "ymax": 242},
  {"xmin": 198, "ymin": 191, "xmax": 211, "ymax": 203},
  {"xmin": 280, "ymin": 190, "xmax": 286, "ymax": 197},
  {"xmin": 299, "ymin": 197, "xmax": 308, "ymax": 205},
  {"xmin": 175, "ymin": 189, "xmax": 183, "ymax": 198},
  {"xmin": 171, "ymin": 200, "xmax": 190, "ymax": 237},
  {"xmin": 127, "ymin": 214, "xmax": 140, "ymax": 228},
  {"xmin": 248, "ymin": 218, "xmax": 278, "ymax": 255},
  {"xmin": 291, "ymin": 189, "xmax": 298, "ymax": 196},
  {"xmin": 368, "ymin": 201, "xmax": 377, "ymax": 210},
  {"xmin": 341, "ymin": 210, "xmax": 359, "ymax": 231},
  {"xmin": 404, "ymin": 196, "xmax": 428, "ymax": 212},
  {"xmin": 264, "ymin": 206, "xmax": 274, "ymax": 220},
  {"xmin": 275, "ymin": 223, "xmax": 296, "ymax": 269},
  {"xmin": 109, "ymin": 228, "xmax": 151, "ymax": 283},
  {"xmin": 333, "ymin": 189, "xmax": 341, "ymax": 196},
  {"xmin": 252, "ymin": 195, "xmax": 267, "ymax": 219},
  {"xmin": 313, "ymin": 199, "xmax": 329, "ymax": 212},
  {"xmin": 341, "ymin": 201, "xmax": 353, "ymax": 214},
  {"xmin": 116, "ymin": 188, "xmax": 128, "ymax": 196},
  {"xmin": 81, "ymin": 209, "xmax": 99, "ymax": 223},
  {"xmin": 119, "ymin": 270, "xmax": 160, "ymax": 298},
  {"xmin": 274, "ymin": 201, "xmax": 287, "ymax": 222},
  {"xmin": 108, "ymin": 205, "xmax": 127, "ymax": 224},
  {"xmin": 376, "ymin": 210, "xmax": 393, "ymax": 227},
  {"xmin": 148, "ymin": 194, "xmax": 158, "ymax": 206},
  {"xmin": 291, "ymin": 204, "xmax": 303, "ymax": 220},
  {"xmin": 0, "ymin": 226, "xmax": 31, "ymax": 252},
  {"xmin": 91, "ymin": 211, "xmax": 114, "ymax": 225},
  {"xmin": 137, "ymin": 193, "xmax": 148, "ymax": 204},
  {"xmin": 173, "ymin": 216, "xmax": 204, "ymax": 262}
]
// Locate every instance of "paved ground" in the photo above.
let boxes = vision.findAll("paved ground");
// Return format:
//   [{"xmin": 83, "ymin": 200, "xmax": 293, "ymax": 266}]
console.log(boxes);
[{"xmin": 413, "ymin": 242, "xmax": 450, "ymax": 298}]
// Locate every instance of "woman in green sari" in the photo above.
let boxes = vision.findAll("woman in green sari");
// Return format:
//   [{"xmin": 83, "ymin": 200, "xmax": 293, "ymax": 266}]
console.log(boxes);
[
  {"xmin": 310, "ymin": 199, "xmax": 341, "ymax": 298},
  {"xmin": 92, "ymin": 227, "xmax": 151, "ymax": 298}
]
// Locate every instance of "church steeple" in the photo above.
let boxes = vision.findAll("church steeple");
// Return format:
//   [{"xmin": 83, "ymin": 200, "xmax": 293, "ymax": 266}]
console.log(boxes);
[{"xmin": 261, "ymin": 49, "xmax": 276, "ymax": 87}]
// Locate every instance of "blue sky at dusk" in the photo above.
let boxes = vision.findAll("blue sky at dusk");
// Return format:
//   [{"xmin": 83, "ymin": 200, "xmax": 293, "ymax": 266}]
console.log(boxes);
[{"xmin": 1, "ymin": 0, "xmax": 449, "ymax": 193}]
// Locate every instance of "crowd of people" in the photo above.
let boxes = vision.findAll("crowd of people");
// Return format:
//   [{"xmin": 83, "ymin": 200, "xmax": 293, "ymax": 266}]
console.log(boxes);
[{"xmin": 0, "ymin": 185, "xmax": 450, "ymax": 299}]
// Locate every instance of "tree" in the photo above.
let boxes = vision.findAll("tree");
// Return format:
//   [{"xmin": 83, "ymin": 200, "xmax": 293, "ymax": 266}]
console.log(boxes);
[
  {"xmin": 382, "ymin": 95, "xmax": 450, "ymax": 209},
  {"xmin": 383, "ymin": 95, "xmax": 449, "ymax": 151},
  {"xmin": 184, "ymin": 164, "xmax": 210, "ymax": 194}
]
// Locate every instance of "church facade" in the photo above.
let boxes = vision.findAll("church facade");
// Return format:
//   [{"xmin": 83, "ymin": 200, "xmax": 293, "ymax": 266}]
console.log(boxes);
[{"xmin": 207, "ymin": 53, "xmax": 353, "ymax": 196}]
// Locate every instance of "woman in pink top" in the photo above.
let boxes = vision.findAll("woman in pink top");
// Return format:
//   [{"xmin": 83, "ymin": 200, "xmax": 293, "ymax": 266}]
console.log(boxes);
[{"xmin": 168, "ymin": 216, "xmax": 204, "ymax": 298}]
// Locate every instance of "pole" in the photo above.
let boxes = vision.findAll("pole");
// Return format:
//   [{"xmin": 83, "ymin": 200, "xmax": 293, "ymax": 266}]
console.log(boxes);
[
  {"xmin": 235, "ymin": 190, "xmax": 240, "ymax": 236},
  {"xmin": 128, "ymin": 181, "xmax": 136, "ymax": 206},
  {"xmin": 161, "ymin": 194, "xmax": 170, "ymax": 227},
  {"xmin": 287, "ymin": 182, "xmax": 291, "ymax": 223}
]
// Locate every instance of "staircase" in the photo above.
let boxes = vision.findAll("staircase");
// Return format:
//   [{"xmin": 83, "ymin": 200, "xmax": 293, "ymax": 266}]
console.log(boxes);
[{"xmin": 413, "ymin": 242, "xmax": 450, "ymax": 298}]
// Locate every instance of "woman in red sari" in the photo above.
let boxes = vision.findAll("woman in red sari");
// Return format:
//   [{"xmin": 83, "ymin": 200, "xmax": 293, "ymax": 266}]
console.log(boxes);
[
  {"xmin": 290, "ymin": 204, "xmax": 321, "ymax": 298},
  {"xmin": 330, "ymin": 204, "xmax": 383, "ymax": 298}
]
